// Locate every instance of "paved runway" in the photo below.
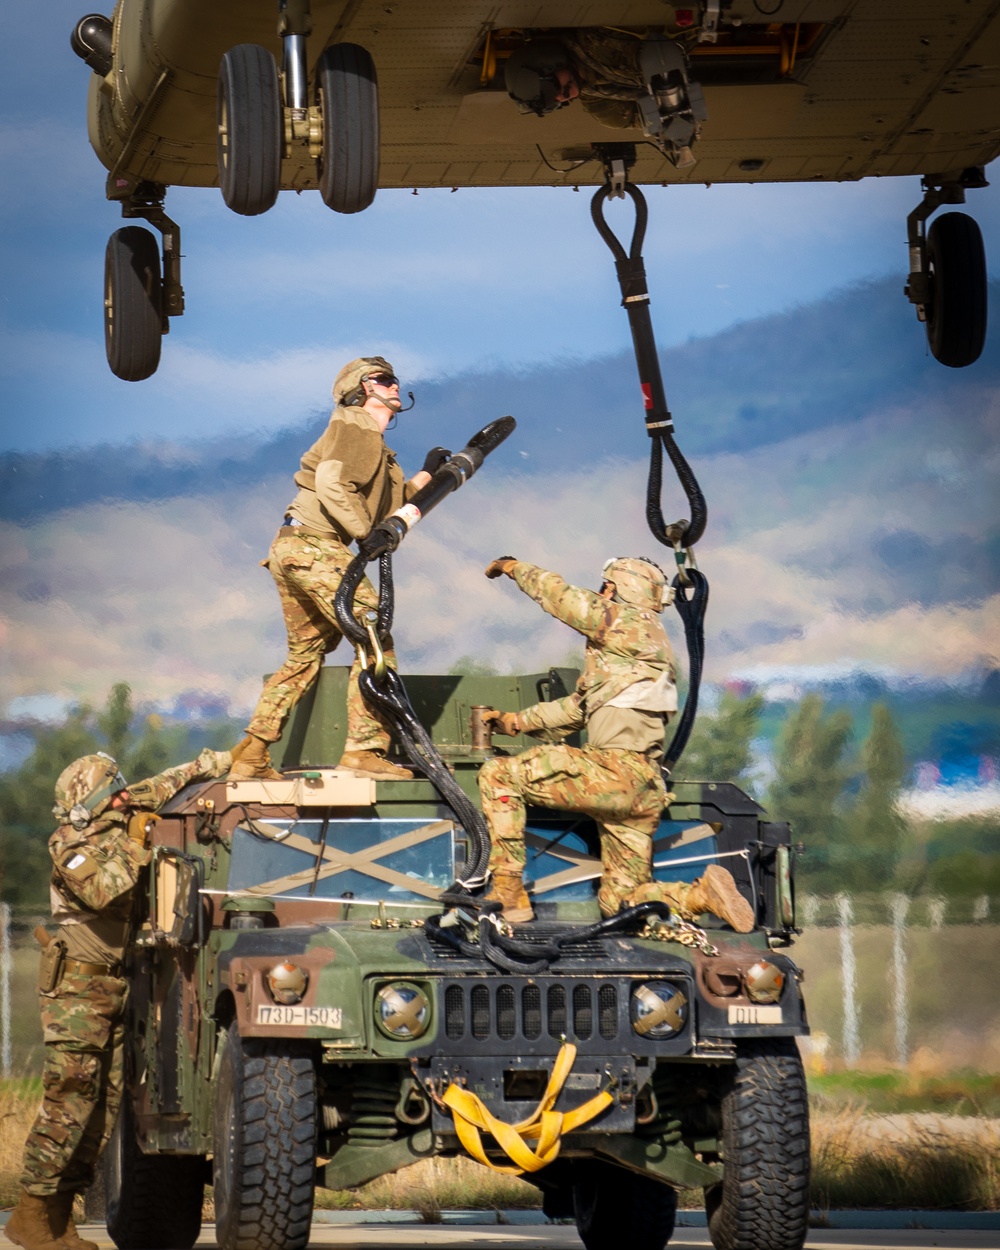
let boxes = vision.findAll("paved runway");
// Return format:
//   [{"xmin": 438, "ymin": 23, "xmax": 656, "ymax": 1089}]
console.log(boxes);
[{"xmin": 68, "ymin": 1222, "xmax": 999, "ymax": 1250}]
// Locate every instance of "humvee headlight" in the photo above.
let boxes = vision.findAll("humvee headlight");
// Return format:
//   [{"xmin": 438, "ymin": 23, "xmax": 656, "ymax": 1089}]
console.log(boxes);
[
  {"xmin": 266, "ymin": 961, "xmax": 309, "ymax": 1005},
  {"xmin": 375, "ymin": 982, "xmax": 430, "ymax": 1040},
  {"xmin": 630, "ymin": 982, "xmax": 688, "ymax": 1039},
  {"xmin": 745, "ymin": 960, "xmax": 784, "ymax": 1004}
]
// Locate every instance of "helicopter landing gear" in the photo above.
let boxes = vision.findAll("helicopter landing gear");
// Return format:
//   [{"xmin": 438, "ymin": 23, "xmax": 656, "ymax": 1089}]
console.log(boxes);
[
  {"xmin": 103, "ymin": 181, "xmax": 183, "ymax": 381},
  {"xmin": 905, "ymin": 168, "xmax": 988, "ymax": 368},
  {"xmin": 217, "ymin": 43, "xmax": 282, "ymax": 216},
  {"xmin": 215, "ymin": 2, "xmax": 380, "ymax": 217}
]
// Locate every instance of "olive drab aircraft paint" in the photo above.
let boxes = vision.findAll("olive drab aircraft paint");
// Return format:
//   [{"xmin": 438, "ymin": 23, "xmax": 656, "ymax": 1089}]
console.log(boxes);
[{"xmin": 74, "ymin": 1, "xmax": 998, "ymax": 378}]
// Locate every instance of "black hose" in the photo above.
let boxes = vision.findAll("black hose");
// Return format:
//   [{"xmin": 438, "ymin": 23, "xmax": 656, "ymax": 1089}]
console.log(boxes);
[
  {"xmin": 425, "ymin": 901, "xmax": 674, "ymax": 975},
  {"xmin": 663, "ymin": 568, "xmax": 708, "ymax": 773},
  {"xmin": 358, "ymin": 667, "xmax": 493, "ymax": 885}
]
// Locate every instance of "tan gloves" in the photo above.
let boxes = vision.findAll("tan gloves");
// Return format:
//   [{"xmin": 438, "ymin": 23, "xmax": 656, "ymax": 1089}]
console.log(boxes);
[
  {"xmin": 484, "ymin": 557, "xmax": 518, "ymax": 580},
  {"xmin": 481, "ymin": 708, "xmax": 521, "ymax": 737},
  {"xmin": 128, "ymin": 811, "xmax": 161, "ymax": 845}
]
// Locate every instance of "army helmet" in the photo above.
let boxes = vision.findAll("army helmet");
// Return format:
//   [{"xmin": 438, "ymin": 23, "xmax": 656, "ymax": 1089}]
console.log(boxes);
[
  {"xmin": 504, "ymin": 40, "xmax": 574, "ymax": 116},
  {"xmin": 53, "ymin": 751, "xmax": 128, "ymax": 830},
  {"xmin": 332, "ymin": 356, "xmax": 396, "ymax": 407},
  {"xmin": 602, "ymin": 556, "xmax": 668, "ymax": 612}
]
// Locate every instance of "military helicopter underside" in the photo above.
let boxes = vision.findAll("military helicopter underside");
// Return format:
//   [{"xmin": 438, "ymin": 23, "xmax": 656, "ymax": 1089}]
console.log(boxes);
[{"xmin": 71, "ymin": 0, "xmax": 998, "ymax": 380}]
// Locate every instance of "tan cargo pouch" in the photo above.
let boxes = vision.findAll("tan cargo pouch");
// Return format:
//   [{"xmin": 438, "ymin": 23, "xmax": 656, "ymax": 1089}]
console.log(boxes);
[{"xmin": 38, "ymin": 938, "xmax": 67, "ymax": 993}]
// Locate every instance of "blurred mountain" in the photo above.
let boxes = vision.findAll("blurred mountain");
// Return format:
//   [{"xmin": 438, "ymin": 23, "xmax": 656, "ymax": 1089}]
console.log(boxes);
[{"xmin": 3, "ymin": 275, "xmax": 999, "ymax": 520}]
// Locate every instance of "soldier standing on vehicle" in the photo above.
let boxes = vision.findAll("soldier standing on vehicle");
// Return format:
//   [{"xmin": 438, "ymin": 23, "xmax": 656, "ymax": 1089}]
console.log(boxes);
[
  {"xmin": 231, "ymin": 356, "xmax": 448, "ymax": 782},
  {"xmin": 477, "ymin": 556, "xmax": 754, "ymax": 931},
  {"xmin": 4, "ymin": 747, "xmax": 231, "ymax": 1250}
]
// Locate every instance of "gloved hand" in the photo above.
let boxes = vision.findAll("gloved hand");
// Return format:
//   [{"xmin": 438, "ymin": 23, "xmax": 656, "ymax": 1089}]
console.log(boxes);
[
  {"xmin": 485, "ymin": 557, "xmax": 518, "ymax": 580},
  {"xmin": 358, "ymin": 525, "xmax": 393, "ymax": 561},
  {"xmin": 197, "ymin": 747, "xmax": 232, "ymax": 777},
  {"xmin": 229, "ymin": 735, "xmax": 252, "ymax": 763},
  {"xmin": 421, "ymin": 446, "xmax": 452, "ymax": 476},
  {"xmin": 481, "ymin": 708, "xmax": 521, "ymax": 736},
  {"xmin": 127, "ymin": 811, "xmax": 161, "ymax": 846}
]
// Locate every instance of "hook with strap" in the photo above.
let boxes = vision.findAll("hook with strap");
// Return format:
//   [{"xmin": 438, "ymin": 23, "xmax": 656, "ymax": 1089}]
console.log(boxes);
[{"xmin": 589, "ymin": 145, "xmax": 708, "ymax": 772}]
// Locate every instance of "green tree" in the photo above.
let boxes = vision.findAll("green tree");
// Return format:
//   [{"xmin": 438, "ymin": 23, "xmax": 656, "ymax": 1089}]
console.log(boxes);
[
  {"xmin": 679, "ymin": 690, "xmax": 765, "ymax": 789},
  {"xmin": 767, "ymin": 693, "xmax": 853, "ymax": 891},
  {"xmin": 843, "ymin": 702, "xmax": 907, "ymax": 889},
  {"xmin": 0, "ymin": 704, "xmax": 100, "ymax": 910}
]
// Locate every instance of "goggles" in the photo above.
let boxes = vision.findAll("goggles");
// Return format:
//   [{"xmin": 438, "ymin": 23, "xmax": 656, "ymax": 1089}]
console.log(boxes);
[{"xmin": 365, "ymin": 372, "xmax": 399, "ymax": 388}]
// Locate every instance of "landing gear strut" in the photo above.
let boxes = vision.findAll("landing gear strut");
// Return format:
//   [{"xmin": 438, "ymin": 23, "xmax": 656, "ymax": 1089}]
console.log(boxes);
[
  {"xmin": 104, "ymin": 180, "xmax": 183, "ymax": 382},
  {"xmin": 905, "ymin": 168, "xmax": 988, "ymax": 368}
]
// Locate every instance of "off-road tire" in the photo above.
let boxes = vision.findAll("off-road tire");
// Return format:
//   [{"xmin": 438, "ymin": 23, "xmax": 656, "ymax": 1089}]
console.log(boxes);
[
  {"xmin": 213, "ymin": 1023, "xmax": 317, "ymax": 1250},
  {"xmin": 705, "ymin": 1039, "xmax": 810, "ymax": 1250},
  {"xmin": 217, "ymin": 44, "xmax": 282, "ymax": 216},
  {"xmin": 104, "ymin": 226, "xmax": 162, "ymax": 381},
  {"xmin": 925, "ymin": 211, "xmax": 987, "ymax": 368},
  {"xmin": 317, "ymin": 42, "xmax": 379, "ymax": 213},
  {"xmin": 104, "ymin": 1093, "xmax": 204, "ymax": 1250},
  {"xmin": 573, "ymin": 1160, "xmax": 678, "ymax": 1250}
]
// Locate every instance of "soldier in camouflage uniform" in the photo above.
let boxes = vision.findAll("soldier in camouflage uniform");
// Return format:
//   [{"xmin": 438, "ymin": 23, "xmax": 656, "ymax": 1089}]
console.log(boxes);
[
  {"xmin": 477, "ymin": 556, "xmax": 753, "ymax": 932},
  {"xmin": 232, "ymin": 356, "xmax": 447, "ymax": 782},
  {"xmin": 503, "ymin": 32, "xmax": 706, "ymax": 166},
  {"xmin": 5, "ymin": 748, "xmax": 230, "ymax": 1250}
]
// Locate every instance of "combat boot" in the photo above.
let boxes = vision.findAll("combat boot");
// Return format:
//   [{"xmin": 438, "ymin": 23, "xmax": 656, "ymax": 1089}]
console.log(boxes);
[
  {"xmin": 682, "ymin": 865, "xmax": 755, "ymax": 933},
  {"xmin": 46, "ymin": 1193, "xmax": 98, "ymax": 1250},
  {"xmin": 338, "ymin": 751, "xmax": 414, "ymax": 781},
  {"xmin": 482, "ymin": 873, "xmax": 535, "ymax": 924},
  {"xmin": 228, "ymin": 735, "xmax": 283, "ymax": 781},
  {"xmin": 4, "ymin": 1192, "xmax": 65, "ymax": 1250}
]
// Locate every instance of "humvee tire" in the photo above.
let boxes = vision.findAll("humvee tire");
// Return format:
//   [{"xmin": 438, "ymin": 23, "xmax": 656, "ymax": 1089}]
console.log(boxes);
[
  {"xmin": 705, "ymin": 1039, "xmax": 810, "ymax": 1250},
  {"xmin": 574, "ymin": 1160, "xmax": 678, "ymax": 1250},
  {"xmin": 213, "ymin": 1023, "xmax": 317, "ymax": 1250},
  {"xmin": 104, "ymin": 1092, "xmax": 204, "ymax": 1250}
]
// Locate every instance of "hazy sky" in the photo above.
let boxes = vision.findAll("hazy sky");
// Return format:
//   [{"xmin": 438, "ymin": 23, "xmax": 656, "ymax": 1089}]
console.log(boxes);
[{"xmin": 3, "ymin": 1, "xmax": 1000, "ymax": 453}]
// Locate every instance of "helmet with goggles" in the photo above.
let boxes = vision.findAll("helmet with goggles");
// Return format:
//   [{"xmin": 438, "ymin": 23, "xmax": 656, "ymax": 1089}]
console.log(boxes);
[
  {"xmin": 504, "ymin": 41, "xmax": 575, "ymax": 116},
  {"xmin": 602, "ymin": 556, "xmax": 668, "ymax": 612},
  {"xmin": 53, "ymin": 752, "xmax": 128, "ymax": 830},
  {"xmin": 332, "ymin": 356, "xmax": 397, "ymax": 407}
]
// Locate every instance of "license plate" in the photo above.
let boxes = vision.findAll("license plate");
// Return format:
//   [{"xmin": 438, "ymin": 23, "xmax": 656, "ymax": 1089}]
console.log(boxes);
[
  {"xmin": 727, "ymin": 1005, "xmax": 782, "ymax": 1025},
  {"xmin": 255, "ymin": 1005, "xmax": 344, "ymax": 1027}
]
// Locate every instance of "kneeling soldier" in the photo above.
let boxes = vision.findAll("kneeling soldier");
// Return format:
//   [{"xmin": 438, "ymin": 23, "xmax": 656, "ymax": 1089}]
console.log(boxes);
[
  {"xmin": 477, "ymin": 556, "xmax": 753, "ymax": 932},
  {"xmin": 5, "ymin": 747, "xmax": 230, "ymax": 1250}
]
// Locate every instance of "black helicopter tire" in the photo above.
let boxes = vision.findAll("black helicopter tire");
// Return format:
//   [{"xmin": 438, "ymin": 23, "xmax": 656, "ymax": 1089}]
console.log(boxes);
[
  {"xmin": 704, "ymin": 1039, "xmax": 810, "ymax": 1250},
  {"xmin": 925, "ymin": 211, "xmax": 987, "ymax": 368},
  {"xmin": 217, "ymin": 44, "xmax": 282, "ymax": 216},
  {"xmin": 573, "ymin": 1160, "xmax": 678, "ymax": 1250},
  {"xmin": 104, "ymin": 1091, "xmax": 205, "ymax": 1250},
  {"xmin": 104, "ymin": 226, "xmax": 162, "ymax": 382},
  {"xmin": 213, "ymin": 1023, "xmax": 317, "ymax": 1250},
  {"xmin": 317, "ymin": 42, "xmax": 380, "ymax": 214}
]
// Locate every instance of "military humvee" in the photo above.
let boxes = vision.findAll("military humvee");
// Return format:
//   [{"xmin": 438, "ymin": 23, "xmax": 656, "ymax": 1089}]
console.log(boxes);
[{"xmin": 103, "ymin": 665, "xmax": 810, "ymax": 1250}]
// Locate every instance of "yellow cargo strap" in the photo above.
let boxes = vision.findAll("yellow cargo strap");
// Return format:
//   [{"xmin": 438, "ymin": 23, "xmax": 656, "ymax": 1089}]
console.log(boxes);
[{"xmin": 441, "ymin": 1042, "xmax": 614, "ymax": 1175}]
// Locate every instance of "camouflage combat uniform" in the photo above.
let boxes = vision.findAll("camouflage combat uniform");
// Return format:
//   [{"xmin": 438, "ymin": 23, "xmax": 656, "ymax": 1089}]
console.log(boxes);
[
  {"xmin": 478, "ymin": 561, "xmax": 678, "ymax": 917},
  {"xmin": 245, "ymin": 401, "xmax": 421, "ymax": 753},
  {"xmin": 563, "ymin": 30, "xmax": 649, "ymax": 129},
  {"xmin": 19, "ymin": 749, "xmax": 229, "ymax": 1198}
]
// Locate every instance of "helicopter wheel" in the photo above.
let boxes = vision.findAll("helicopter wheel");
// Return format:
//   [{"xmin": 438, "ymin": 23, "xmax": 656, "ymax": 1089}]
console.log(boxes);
[
  {"xmin": 217, "ymin": 44, "xmax": 282, "ymax": 216},
  {"xmin": 317, "ymin": 43, "xmax": 379, "ymax": 214},
  {"xmin": 104, "ymin": 226, "xmax": 162, "ymax": 382},
  {"xmin": 925, "ymin": 211, "xmax": 987, "ymax": 368}
]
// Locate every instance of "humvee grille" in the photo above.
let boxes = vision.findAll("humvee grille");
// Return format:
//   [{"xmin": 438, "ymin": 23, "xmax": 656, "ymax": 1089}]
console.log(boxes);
[{"xmin": 440, "ymin": 978, "xmax": 619, "ymax": 1045}]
